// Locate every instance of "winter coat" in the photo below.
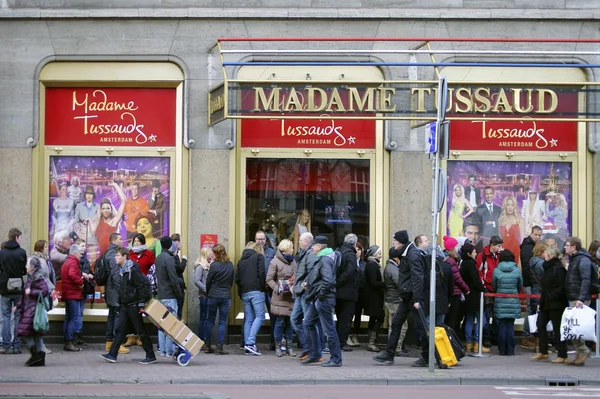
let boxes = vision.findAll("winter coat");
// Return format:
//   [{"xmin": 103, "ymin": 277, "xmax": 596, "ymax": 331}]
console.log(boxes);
[
  {"xmin": 293, "ymin": 248, "xmax": 318, "ymax": 297},
  {"xmin": 529, "ymin": 256, "xmax": 544, "ymax": 295},
  {"xmin": 117, "ymin": 260, "xmax": 150, "ymax": 307},
  {"xmin": 363, "ymin": 257, "xmax": 385, "ymax": 317},
  {"xmin": 0, "ymin": 240, "xmax": 27, "ymax": 296},
  {"xmin": 539, "ymin": 257, "xmax": 568, "ymax": 311},
  {"xmin": 492, "ymin": 261, "xmax": 523, "ymax": 320},
  {"xmin": 156, "ymin": 251, "xmax": 183, "ymax": 301},
  {"xmin": 446, "ymin": 256, "xmax": 469, "ymax": 297},
  {"xmin": 397, "ymin": 242, "xmax": 425, "ymax": 304},
  {"xmin": 193, "ymin": 264, "xmax": 209, "ymax": 297},
  {"xmin": 383, "ymin": 257, "xmax": 402, "ymax": 305},
  {"xmin": 460, "ymin": 257, "xmax": 483, "ymax": 314},
  {"xmin": 305, "ymin": 247, "xmax": 336, "ymax": 303},
  {"xmin": 129, "ymin": 248, "xmax": 156, "ymax": 276},
  {"xmin": 422, "ymin": 257, "xmax": 454, "ymax": 316},
  {"xmin": 235, "ymin": 249, "xmax": 266, "ymax": 296},
  {"xmin": 519, "ymin": 235, "xmax": 537, "ymax": 287},
  {"xmin": 266, "ymin": 250, "xmax": 296, "ymax": 316},
  {"xmin": 60, "ymin": 254, "xmax": 83, "ymax": 301},
  {"xmin": 565, "ymin": 249, "xmax": 593, "ymax": 302},
  {"xmin": 17, "ymin": 269, "xmax": 50, "ymax": 337},
  {"xmin": 31, "ymin": 252, "xmax": 55, "ymax": 293},
  {"xmin": 476, "ymin": 245, "xmax": 500, "ymax": 292},
  {"xmin": 206, "ymin": 261, "xmax": 234, "ymax": 299},
  {"xmin": 335, "ymin": 242, "xmax": 359, "ymax": 302},
  {"xmin": 102, "ymin": 244, "xmax": 120, "ymax": 307}
]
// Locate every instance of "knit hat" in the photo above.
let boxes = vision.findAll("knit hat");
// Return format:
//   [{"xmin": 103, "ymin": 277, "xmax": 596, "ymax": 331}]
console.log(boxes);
[
  {"xmin": 443, "ymin": 236, "xmax": 459, "ymax": 251},
  {"xmin": 393, "ymin": 230, "xmax": 409, "ymax": 245},
  {"xmin": 365, "ymin": 245, "xmax": 381, "ymax": 259},
  {"xmin": 160, "ymin": 236, "xmax": 173, "ymax": 250}
]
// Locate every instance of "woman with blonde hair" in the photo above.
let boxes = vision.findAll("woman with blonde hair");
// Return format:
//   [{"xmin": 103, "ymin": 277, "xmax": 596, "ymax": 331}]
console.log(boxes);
[
  {"xmin": 448, "ymin": 184, "xmax": 474, "ymax": 237},
  {"xmin": 193, "ymin": 246, "xmax": 213, "ymax": 348},
  {"xmin": 498, "ymin": 195, "xmax": 525, "ymax": 264},
  {"xmin": 545, "ymin": 193, "xmax": 569, "ymax": 240},
  {"xmin": 204, "ymin": 244, "xmax": 234, "ymax": 355},
  {"xmin": 266, "ymin": 239, "xmax": 297, "ymax": 357},
  {"xmin": 292, "ymin": 209, "xmax": 311, "ymax": 255}
]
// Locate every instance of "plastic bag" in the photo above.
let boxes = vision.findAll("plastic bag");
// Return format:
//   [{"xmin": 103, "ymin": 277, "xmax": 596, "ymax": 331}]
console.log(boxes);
[
  {"xmin": 528, "ymin": 313, "xmax": 552, "ymax": 333},
  {"xmin": 34, "ymin": 293, "xmax": 49, "ymax": 333},
  {"xmin": 560, "ymin": 305, "xmax": 597, "ymax": 343}
]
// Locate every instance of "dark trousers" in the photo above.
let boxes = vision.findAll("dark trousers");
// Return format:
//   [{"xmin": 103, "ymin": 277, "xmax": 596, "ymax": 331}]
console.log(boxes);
[
  {"xmin": 386, "ymin": 299, "xmax": 428, "ymax": 359},
  {"xmin": 446, "ymin": 295, "xmax": 461, "ymax": 333},
  {"xmin": 537, "ymin": 308, "xmax": 567, "ymax": 358},
  {"xmin": 265, "ymin": 293, "xmax": 277, "ymax": 344},
  {"xmin": 497, "ymin": 318, "xmax": 516, "ymax": 356},
  {"xmin": 105, "ymin": 306, "xmax": 120, "ymax": 341},
  {"xmin": 352, "ymin": 294, "xmax": 365, "ymax": 334},
  {"xmin": 109, "ymin": 306, "xmax": 155, "ymax": 359},
  {"xmin": 335, "ymin": 298, "xmax": 355, "ymax": 347},
  {"xmin": 177, "ymin": 292, "xmax": 185, "ymax": 320}
]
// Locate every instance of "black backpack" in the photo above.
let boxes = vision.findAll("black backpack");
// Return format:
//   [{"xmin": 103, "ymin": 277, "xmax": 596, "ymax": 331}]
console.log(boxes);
[{"xmin": 93, "ymin": 251, "xmax": 109, "ymax": 286}]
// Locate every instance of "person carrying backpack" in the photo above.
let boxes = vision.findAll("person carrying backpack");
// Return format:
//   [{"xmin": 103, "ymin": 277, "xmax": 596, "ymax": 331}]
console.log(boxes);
[{"xmin": 101, "ymin": 247, "xmax": 156, "ymax": 365}]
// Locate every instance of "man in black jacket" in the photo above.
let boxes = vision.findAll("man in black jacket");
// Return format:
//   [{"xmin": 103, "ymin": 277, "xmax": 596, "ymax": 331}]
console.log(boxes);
[
  {"xmin": 564, "ymin": 236, "xmax": 593, "ymax": 366},
  {"xmin": 373, "ymin": 230, "xmax": 429, "ymax": 367},
  {"xmin": 519, "ymin": 225, "xmax": 543, "ymax": 349},
  {"xmin": 155, "ymin": 236, "xmax": 183, "ymax": 357},
  {"xmin": 170, "ymin": 234, "xmax": 187, "ymax": 320},
  {"xmin": 0, "ymin": 228, "xmax": 27, "ymax": 354},
  {"xmin": 101, "ymin": 247, "xmax": 156, "ymax": 364},
  {"xmin": 335, "ymin": 233, "xmax": 359, "ymax": 352}
]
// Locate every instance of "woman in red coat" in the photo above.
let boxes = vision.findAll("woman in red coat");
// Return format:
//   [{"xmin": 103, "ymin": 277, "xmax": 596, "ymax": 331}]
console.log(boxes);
[
  {"xmin": 60, "ymin": 244, "xmax": 84, "ymax": 352},
  {"xmin": 17, "ymin": 257, "xmax": 50, "ymax": 366}
]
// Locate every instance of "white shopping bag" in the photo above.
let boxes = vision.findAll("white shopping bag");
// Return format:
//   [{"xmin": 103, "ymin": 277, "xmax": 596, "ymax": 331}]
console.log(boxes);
[
  {"xmin": 560, "ymin": 305, "xmax": 597, "ymax": 343},
  {"xmin": 528, "ymin": 313, "xmax": 553, "ymax": 334}
]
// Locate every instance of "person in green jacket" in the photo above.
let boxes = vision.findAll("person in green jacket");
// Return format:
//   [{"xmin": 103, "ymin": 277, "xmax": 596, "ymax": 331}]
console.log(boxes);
[{"xmin": 492, "ymin": 249, "xmax": 523, "ymax": 356}]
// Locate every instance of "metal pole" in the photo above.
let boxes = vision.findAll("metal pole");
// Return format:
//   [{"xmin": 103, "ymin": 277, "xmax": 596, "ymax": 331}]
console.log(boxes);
[
  {"xmin": 591, "ymin": 297, "xmax": 600, "ymax": 359},
  {"xmin": 470, "ymin": 291, "xmax": 491, "ymax": 358}
]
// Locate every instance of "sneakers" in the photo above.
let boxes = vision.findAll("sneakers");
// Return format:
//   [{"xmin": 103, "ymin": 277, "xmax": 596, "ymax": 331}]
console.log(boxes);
[
  {"xmin": 0, "ymin": 347, "xmax": 6, "ymax": 354},
  {"xmin": 298, "ymin": 352, "xmax": 309, "ymax": 361},
  {"xmin": 395, "ymin": 348, "xmax": 410, "ymax": 357},
  {"xmin": 244, "ymin": 344, "xmax": 262, "ymax": 356},
  {"xmin": 100, "ymin": 353, "xmax": 117, "ymax": 363},
  {"xmin": 347, "ymin": 334, "xmax": 360, "ymax": 347},
  {"xmin": 341, "ymin": 345, "xmax": 353, "ymax": 352},
  {"xmin": 531, "ymin": 353, "xmax": 549, "ymax": 361},
  {"xmin": 411, "ymin": 357, "xmax": 428, "ymax": 368},
  {"xmin": 322, "ymin": 360, "xmax": 342, "ymax": 367},
  {"xmin": 64, "ymin": 342, "xmax": 82, "ymax": 352},
  {"xmin": 373, "ymin": 352, "xmax": 394, "ymax": 365},
  {"xmin": 138, "ymin": 357, "xmax": 157, "ymax": 365},
  {"xmin": 322, "ymin": 346, "xmax": 330, "ymax": 354},
  {"xmin": 301, "ymin": 357, "xmax": 322, "ymax": 365}
]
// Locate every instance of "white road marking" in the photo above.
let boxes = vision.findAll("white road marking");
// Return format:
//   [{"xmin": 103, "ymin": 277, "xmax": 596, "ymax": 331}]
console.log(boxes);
[{"xmin": 495, "ymin": 387, "xmax": 600, "ymax": 398}]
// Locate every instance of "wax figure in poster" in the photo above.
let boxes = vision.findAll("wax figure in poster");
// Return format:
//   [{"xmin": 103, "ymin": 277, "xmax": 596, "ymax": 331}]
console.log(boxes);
[
  {"xmin": 521, "ymin": 177, "xmax": 545, "ymax": 233},
  {"xmin": 475, "ymin": 186, "xmax": 502, "ymax": 244},
  {"xmin": 464, "ymin": 175, "xmax": 482, "ymax": 208},
  {"xmin": 51, "ymin": 180, "xmax": 75, "ymax": 237},
  {"xmin": 448, "ymin": 184, "xmax": 475, "ymax": 238},
  {"xmin": 124, "ymin": 182, "xmax": 150, "ymax": 242},
  {"xmin": 148, "ymin": 179, "xmax": 167, "ymax": 236},
  {"xmin": 498, "ymin": 196, "xmax": 525, "ymax": 264},
  {"xmin": 292, "ymin": 209, "xmax": 311, "ymax": 255},
  {"xmin": 94, "ymin": 182, "xmax": 127, "ymax": 255}
]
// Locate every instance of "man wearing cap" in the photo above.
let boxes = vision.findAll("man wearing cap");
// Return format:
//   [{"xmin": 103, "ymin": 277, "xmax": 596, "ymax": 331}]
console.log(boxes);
[
  {"xmin": 148, "ymin": 180, "xmax": 167, "ymax": 236},
  {"xmin": 74, "ymin": 185, "xmax": 99, "ymax": 248},
  {"xmin": 154, "ymin": 236, "xmax": 183, "ymax": 357},
  {"xmin": 124, "ymin": 182, "xmax": 149, "ymax": 242},
  {"xmin": 373, "ymin": 230, "xmax": 429, "ymax": 367},
  {"xmin": 302, "ymin": 235, "xmax": 342, "ymax": 367}
]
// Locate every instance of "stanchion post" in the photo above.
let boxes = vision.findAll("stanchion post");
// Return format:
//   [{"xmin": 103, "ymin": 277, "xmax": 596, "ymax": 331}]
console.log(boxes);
[
  {"xmin": 470, "ymin": 291, "xmax": 491, "ymax": 358},
  {"xmin": 591, "ymin": 297, "xmax": 600, "ymax": 359}
]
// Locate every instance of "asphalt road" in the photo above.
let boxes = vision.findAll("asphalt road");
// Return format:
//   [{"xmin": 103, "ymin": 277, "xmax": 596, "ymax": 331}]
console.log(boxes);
[{"xmin": 2, "ymin": 384, "xmax": 600, "ymax": 399}]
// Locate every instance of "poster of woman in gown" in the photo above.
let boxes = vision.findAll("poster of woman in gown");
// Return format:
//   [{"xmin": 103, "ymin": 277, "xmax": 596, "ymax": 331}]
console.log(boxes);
[{"xmin": 446, "ymin": 161, "xmax": 572, "ymax": 253}]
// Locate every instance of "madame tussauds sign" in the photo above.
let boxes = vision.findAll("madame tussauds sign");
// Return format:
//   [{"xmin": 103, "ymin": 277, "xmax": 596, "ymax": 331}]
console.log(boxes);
[
  {"xmin": 45, "ymin": 88, "xmax": 177, "ymax": 147},
  {"xmin": 250, "ymin": 86, "xmax": 562, "ymax": 115}
]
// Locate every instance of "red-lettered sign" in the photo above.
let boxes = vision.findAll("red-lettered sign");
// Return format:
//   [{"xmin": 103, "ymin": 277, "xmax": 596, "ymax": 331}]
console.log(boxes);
[
  {"xmin": 45, "ymin": 88, "xmax": 177, "ymax": 146},
  {"xmin": 449, "ymin": 91, "xmax": 578, "ymax": 151},
  {"xmin": 241, "ymin": 117, "xmax": 376, "ymax": 149},
  {"xmin": 200, "ymin": 234, "xmax": 218, "ymax": 248}
]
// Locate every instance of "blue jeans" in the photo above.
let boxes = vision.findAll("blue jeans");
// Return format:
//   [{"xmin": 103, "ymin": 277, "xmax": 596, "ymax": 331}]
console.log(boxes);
[
  {"xmin": 497, "ymin": 318, "xmax": 516, "ymax": 355},
  {"xmin": 76, "ymin": 297, "xmax": 87, "ymax": 334},
  {"xmin": 242, "ymin": 291, "xmax": 265, "ymax": 346},
  {"xmin": 303, "ymin": 300, "xmax": 323, "ymax": 359},
  {"xmin": 158, "ymin": 298, "xmax": 178, "ymax": 355},
  {"xmin": 205, "ymin": 297, "xmax": 231, "ymax": 345},
  {"xmin": 316, "ymin": 296, "xmax": 342, "ymax": 364},
  {"xmin": 1, "ymin": 294, "xmax": 21, "ymax": 350},
  {"xmin": 464, "ymin": 312, "xmax": 479, "ymax": 344},
  {"xmin": 198, "ymin": 296, "xmax": 209, "ymax": 341},
  {"xmin": 290, "ymin": 296, "xmax": 307, "ymax": 351},
  {"xmin": 63, "ymin": 299, "xmax": 81, "ymax": 342},
  {"xmin": 23, "ymin": 336, "xmax": 44, "ymax": 352},
  {"xmin": 483, "ymin": 302, "xmax": 493, "ymax": 343},
  {"xmin": 274, "ymin": 315, "xmax": 293, "ymax": 342}
]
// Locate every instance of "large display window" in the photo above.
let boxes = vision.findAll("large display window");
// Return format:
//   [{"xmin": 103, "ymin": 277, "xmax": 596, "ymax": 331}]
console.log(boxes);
[{"xmin": 245, "ymin": 158, "xmax": 370, "ymax": 252}]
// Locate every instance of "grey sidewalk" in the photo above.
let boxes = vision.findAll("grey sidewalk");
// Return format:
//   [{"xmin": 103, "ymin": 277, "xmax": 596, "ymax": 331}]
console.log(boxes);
[{"xmin": 0, "ymin": 343, "xmax": 599, "ymax": 386}]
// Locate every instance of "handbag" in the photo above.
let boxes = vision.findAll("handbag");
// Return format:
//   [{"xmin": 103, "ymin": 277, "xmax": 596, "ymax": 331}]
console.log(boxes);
[
  {"xmin": 560, "ymin": 305, "xmax": 597, "ymax": 343},
  {"xmin": 528, "ymin": 312, "xmax": 553, "ymax": 334},
  {"xmin": 277, "ymin": 279, "xmax": 291, "ymax": 294},
  {"xmin": 34, "ymin": 293, "xmax": 50, "ymax": 333},
  {"xmin": 7, "ymin": 277, "xmax": 24, "ymax": 293}
]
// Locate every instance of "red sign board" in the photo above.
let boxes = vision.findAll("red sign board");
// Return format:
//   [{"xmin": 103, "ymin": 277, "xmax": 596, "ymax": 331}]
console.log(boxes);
[
  {"xmin": 200, "ymin": 234, "xmax": 218, "ymax": 248},
  {"xmin": 241, "ymin": 117, "xmax": 376, "ymax": 149},
  {"xmin": 45, "ymin": 88, "xmax": 177, "ymax": 147},
  {"xmin": 450, "ymin": 91, "xmax": 578, "ymax": 152}
]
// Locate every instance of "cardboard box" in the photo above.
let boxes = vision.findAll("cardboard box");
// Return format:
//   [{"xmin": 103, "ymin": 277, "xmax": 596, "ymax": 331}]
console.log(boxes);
[
  {"xmin": 144, "ymin": 299, "xmax": 180, "ymax": 335},
  {"xmin": 159, "ymin": 312, "xmax": 180, "ymax": 335},
  {"xmin": 169, "ymin": 323, "xmax": 203, "ymax": 357}
]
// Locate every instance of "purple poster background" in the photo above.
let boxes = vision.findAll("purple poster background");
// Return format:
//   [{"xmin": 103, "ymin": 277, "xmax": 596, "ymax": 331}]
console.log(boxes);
[
  {"xmin": 446, "ymin": 160, "xmax": 572, "ymax": 254},
  {"xmin": 48, "ymin": 156, "xmax": 170, "ymax": 260}
]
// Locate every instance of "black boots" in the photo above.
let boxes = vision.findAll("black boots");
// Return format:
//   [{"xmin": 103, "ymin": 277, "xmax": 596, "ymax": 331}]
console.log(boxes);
[
  {"xmin": 215, "ymin": 344, "xmax": 229, "ymax": 355},
  {"xmin": 25, "ymin": 346, "xmax": 45, "ymax": 367},
  {"xmin": 73, "ymin": 333, "xmax": 88, "ymax": 347}
]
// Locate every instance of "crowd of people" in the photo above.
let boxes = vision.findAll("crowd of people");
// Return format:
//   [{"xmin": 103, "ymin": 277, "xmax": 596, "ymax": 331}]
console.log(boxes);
[{"xmin": 0, "ymin": 223, "xmax": 598, "ymax": 369}]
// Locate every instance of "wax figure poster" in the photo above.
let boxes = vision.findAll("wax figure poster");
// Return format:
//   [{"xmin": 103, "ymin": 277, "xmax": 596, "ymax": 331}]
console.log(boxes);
[
  {"xmin": 446, "ymin": 160, "xmax": 572, "ymax": 256},
  {"xmin": 48, "ymin": 156, "xmax": 170, "ymax": 302}
]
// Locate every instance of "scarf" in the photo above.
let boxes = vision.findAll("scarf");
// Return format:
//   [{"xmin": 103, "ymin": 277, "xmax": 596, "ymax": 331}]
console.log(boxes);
[
  {"xmin": 131, "ymin": 245, "xmax": 147, "ymax": 254},
  {"xmin": 120, "ymin": 259, "xmax": 134, "ymax": 279},
  {"xmin": 282, "ymin": 253, "xmax": 295, "ymax": 264}
]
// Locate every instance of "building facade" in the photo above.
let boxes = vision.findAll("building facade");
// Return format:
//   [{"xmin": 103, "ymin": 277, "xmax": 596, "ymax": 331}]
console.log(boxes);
[{"xmin": 1, "ymin": 1, "xmax": 599, "ymax": 332}]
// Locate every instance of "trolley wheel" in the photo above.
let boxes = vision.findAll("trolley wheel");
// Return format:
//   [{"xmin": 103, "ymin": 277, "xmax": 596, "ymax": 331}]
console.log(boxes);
[{"xmin": 177, "ymin": 352, "xmax": 191, "ymax": 367}]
